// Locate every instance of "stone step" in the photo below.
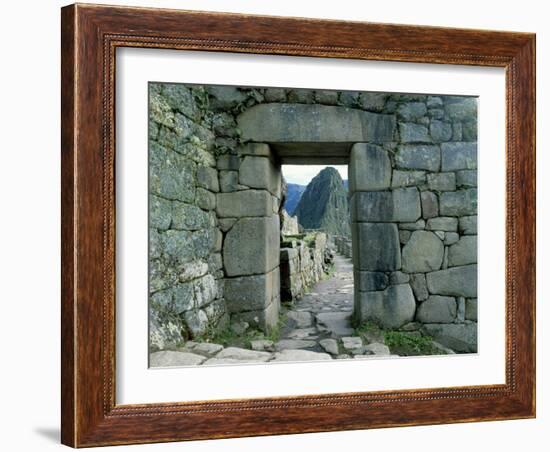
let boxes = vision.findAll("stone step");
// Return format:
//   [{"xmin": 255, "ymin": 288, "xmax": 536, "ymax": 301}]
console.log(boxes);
[
  {"xmin": 315, "ymin": 311, "xmax": 354, "ymax": 336},
  {"xmin": 270, "ymin": 349, "xmax": 332, "ymax": 362}
]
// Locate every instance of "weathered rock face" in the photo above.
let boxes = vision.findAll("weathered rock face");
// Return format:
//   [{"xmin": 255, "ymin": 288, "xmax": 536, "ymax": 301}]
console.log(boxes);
[
  {"xmin": 440, "ymin": 189, "xmax": 478, "ymax": 216},
  {"xmin": 355, "ymin": 284, "xmax": 416, "ymax": 329},
  {"xmin": 349, "ymin": 144, "xmax": 392, "ymax": 191},
  {"xmin": 448, "ymin": 235, "xmax": 477, "ymax": 266},
  {"xmin": 422, "ymin": 323, "xmax": 477, "ymax": 353},
  {"xmin": 216, "ymin": 190, "xmax": 272, "ymax": 218},
  {"xmin": 399, "ymin": 122, "xmax": 431, "ymax": 143},
  {"xmin": 465, "ymin": 298, "xmax": 478, "ymax": 321},
  {"xmin": 353, "ymin": 223, "xmax": 401, "ymax": 271},
  {"xmin": 237, "ymin": 103, "xmax": 396, "ymax": 144},
  {"xmin": 441, "ymin": 142, "xmax": 477, "ymax": 171},
  {"xmin": 239, "ymin": 155, "xmax": 281, "ymax": 197},
  {"xmin": 401, "ymin": 231, "xmax": 444, "ymax": 273},
  {"xmin": 426, "ymin": 264, "xmax": 478, "ymax": 297},
  {"xmin": 223, "ymin": 216, "xmax": 280, "ymax": 277},
  {"xmin": 355, "ymin": 271, "xmax": 389, "ymax": 292},
  {"xmin": 225, "ymin": 268, "xmax": 280, "ymax": 313},
  {"xmin": 416, "ymin": 296, "xmax": 457, "ymax": 323},
  {"xmin": 427, "ymin": 172, "xmax": 456, "ymax": 191},
  {"xmin": 396, "ymin": 145, "xmax": 440, "ymax": 171},
  {"xmin": 150, "ymin": 351, "xmax": 206, "ymax": 367},
  {"xmin": 420, "ymin": 191, "xmax": 438, "ymax": 219},
  {"xmin": 426, "ymin": 217, "xmax": 458, "ymax": 232},
  {"xmin": 293, "ymin": 167, "xmax": 350, "ymax": 237},
  {"xmin": 392, "ymin": 170, "xmax": 426, "ymax": 188},
  {"xmin": 459, "ymin": 215, "xmax": 477, "ymax": 235},
  {"xmin": 351, "ymin": 188, "xmax": 421, "ymax": 223}
]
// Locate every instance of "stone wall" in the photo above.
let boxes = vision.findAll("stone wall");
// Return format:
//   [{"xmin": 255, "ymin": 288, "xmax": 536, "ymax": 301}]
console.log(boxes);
[
  {"xmin": 350, "ymin": 95, "xmax": 478, "ymax": 352},
  {"xmin": 280, "ymin": 209, "xmax": 300, "ymax": 235},
  {"xmin": 280, "ymin": 232, "xmax": 331, "ymax": 301},
  {"xmin": 334, "ymin": 236, "xmax": 352, "ymax": 258},
  {"xmin": 148, "ymin": 83, "xmax": 227, "ymax": 351}
]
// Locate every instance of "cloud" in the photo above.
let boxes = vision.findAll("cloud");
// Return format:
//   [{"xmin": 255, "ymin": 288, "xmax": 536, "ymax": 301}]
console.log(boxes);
[{"xmin": 282, "ymin": 165, "xmax": 348, "ymax": 185}]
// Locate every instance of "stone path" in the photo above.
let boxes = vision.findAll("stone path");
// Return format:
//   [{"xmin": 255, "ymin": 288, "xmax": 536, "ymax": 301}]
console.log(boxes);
[
  {"xmin": 151, "ymin": 252, "xmax": 395, "ymax": 368},
  {"xmin": 276, "ymin": 253, "xmax": 356, "ymax": 352}
]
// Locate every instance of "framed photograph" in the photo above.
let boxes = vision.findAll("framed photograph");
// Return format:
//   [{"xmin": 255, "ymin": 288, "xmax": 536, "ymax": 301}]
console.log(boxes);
[{"xmin": 61, "ymin": 3, "xmax": 535, "ymax": 447}]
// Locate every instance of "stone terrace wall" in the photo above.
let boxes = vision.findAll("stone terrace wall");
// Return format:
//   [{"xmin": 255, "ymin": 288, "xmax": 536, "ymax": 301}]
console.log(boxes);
[
  {"xmin": 351, "ymin": 95, "xmax": 478, "ymax": 352},
  {"xmin": 280, "ymin": 233, "xmax": 330, "ymax": 301},
  {"xmin": 334, "ymin": 236, "xmax": 352, "ymax": 258},
  {"xmin": 280, "ymin": 209, "xmax": 300, "ymax": 236}
]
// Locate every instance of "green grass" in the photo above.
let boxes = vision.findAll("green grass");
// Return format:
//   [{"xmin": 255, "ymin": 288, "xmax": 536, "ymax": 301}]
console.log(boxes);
[
  {"xmin": 354, "ymin": 320, "xmax": 382, "ymax": 334},
  {"xmin": 304, "ymin": 235, "xmax": 317, "ymax": 248},
  {"xmin": 354, "ymin": 321, "xmax": 443, "ymax": 356},
  {"xmin": 263, "ymin": 311, "xmax": 286, "ymax": 343},
  {"xmin": 383, "ymin": 330, "xmax": 441, "ymax": 356}
]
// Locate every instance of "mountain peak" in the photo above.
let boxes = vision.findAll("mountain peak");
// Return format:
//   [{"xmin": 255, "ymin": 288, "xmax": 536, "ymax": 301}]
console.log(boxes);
[
  {"xmin": 315, "ymin": 166, "xmax": 343, "ymax": 183},
  {"xmin": 318, "ymin": 166, "xmax": 340, "ymax": 177},
  {"xmin": 293, "ymin": 167, "xmax": 350, "ymax": 237}
]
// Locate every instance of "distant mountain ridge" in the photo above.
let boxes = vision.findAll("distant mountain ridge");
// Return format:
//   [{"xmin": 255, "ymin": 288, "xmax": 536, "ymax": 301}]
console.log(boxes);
[
  {"xmin": 293, "ymin": 167, "xmax": 350, "ymax": 237},
  {"xmin": 284, "ymin": 183, "xmax": 306, "ymax": 215}
]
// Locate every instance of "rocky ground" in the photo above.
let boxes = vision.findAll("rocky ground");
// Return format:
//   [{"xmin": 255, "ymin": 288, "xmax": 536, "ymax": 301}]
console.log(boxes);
[{"xmin": 150, "ymin": 253, "xmax": 410, "ymax": 368}]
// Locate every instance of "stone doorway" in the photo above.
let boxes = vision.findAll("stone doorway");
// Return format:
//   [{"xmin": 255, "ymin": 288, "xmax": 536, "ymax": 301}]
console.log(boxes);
[{"xmin": 221, "ymin": 102, "xmax": 403, "ymax": 333}]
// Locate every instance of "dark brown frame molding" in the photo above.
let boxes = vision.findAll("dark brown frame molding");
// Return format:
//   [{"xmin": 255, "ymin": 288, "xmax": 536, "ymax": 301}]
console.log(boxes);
[{"xmin": 61, "ymin": 3, "xmax": 536, "ymax": 447}]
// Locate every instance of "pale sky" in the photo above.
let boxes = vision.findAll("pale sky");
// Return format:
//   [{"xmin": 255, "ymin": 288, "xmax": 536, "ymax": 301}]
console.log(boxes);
[{"xmin": 282, "ymin": 165, "xmax": 348, "ymax": 186}]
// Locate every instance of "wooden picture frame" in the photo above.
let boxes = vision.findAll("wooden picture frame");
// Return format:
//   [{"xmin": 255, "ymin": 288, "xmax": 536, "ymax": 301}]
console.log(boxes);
[{"xmin": 61, "ymin": 3, "xmax": 535, "ymax": 447}]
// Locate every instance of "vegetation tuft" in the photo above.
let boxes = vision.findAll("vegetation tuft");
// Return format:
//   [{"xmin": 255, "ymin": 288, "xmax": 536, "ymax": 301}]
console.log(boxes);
[
  {"xmin": 195, "ymin": 311, "xmax": 287, "ymax": 349},
  {"xmin": 354, "ymin": 321, "xmax": 444, "ymax": 356},
  {"xmin": 383, "ymin": 331, "xmax": 441, "ymax": 356}
]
